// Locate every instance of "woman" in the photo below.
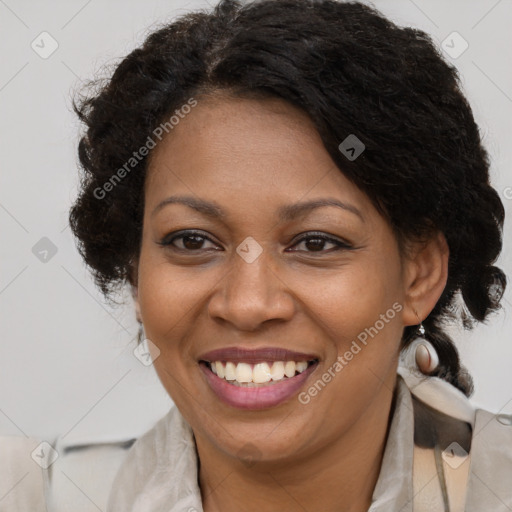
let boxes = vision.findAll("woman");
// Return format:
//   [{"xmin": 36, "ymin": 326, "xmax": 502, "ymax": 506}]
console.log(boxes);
[{"xmin": 65, "ymin": 0, "xmax": 509, "ymax": 510}]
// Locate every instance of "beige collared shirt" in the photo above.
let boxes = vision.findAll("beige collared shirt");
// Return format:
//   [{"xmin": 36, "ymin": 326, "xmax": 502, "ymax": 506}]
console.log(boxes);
[
  {"xmin": 1, "ymin": 374, "xmax": 512, "ymax": 511},
  {"xmin": 106, "ymin": 376, "xmax": 417, "ymax": 511}
]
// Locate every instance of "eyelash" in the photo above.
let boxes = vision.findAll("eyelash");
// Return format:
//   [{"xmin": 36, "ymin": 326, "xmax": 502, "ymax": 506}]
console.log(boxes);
[{"xmin": 158, "ymin": 230, "xmax": 353, "ymax": 254}]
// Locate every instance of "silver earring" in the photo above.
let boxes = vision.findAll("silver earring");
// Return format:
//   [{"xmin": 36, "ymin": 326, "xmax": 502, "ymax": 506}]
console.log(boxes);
[
  {"xmin": 414, "ymin": 320, "xmax": 439, "ymax": 374},
  {"xmin": 415, "ymin": 341, "xmax": 439, "ymax": 374}
]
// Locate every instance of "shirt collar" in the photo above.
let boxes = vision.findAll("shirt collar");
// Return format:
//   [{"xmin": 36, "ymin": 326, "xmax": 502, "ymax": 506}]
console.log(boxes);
[
  {"xmin": 108, "ymin": 375, "xmax": 414, "ymax": 512},
  {"xmin": 369, "ymin": 375, "xmax": 414, "ymax": 512}
]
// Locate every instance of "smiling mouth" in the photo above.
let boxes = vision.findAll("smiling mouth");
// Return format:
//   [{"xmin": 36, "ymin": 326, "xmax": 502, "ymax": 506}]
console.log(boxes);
[{"xmin": 200, "ymin": 359, "xmax": 318, "ymax": 387}]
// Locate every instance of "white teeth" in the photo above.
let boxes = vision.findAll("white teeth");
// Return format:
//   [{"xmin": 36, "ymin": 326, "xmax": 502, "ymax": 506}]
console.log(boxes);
[
  {"xmin": 253, "ymin": 363, "xmax": 272, "ymax": 383},
  {"xmin": 296, "ymin": 361, "xmax": 308, "ymax": 373},
  {"xmin": 215, "ymin": 361, "xmax": 225, "ymax": 379},
  {"xmin": 284, "ymin": 361, "xmax": 296, "ymax": 378},
  {"xmin": 270, "ymin": 361, "xmax": 285, "ymax": 381},
  {"xmin": 207, "ymin": 360, "xmax": 313, "ymax": 385},
  {"xmin": 225, "ymin": 361, "xmax": 237, "ymax": 381},
  {"xmin": 235, "ymin": 362, "xmax": 253, "ymax": 383}
]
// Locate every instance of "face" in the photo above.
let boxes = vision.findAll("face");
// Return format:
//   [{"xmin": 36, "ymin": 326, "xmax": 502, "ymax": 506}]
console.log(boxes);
[{"xmin": 135, "ymin": 94, "xmax": 413, "ymax": 465}]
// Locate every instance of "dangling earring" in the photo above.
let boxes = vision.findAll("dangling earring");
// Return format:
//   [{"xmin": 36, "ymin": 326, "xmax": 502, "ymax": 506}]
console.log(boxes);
[{"xmin": 413, "ymin": 310, "xmax": 439, "ymax": 374}]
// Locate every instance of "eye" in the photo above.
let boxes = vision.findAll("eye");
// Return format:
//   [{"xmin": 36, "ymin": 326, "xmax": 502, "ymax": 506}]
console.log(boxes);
[
  {"xmin": 287, "ymin": 232, "xmax": 352, "ymax": 254},
  {"xmin": 158, "ymin": 230, "xmax": 220, "ymax": 252},
  {"xmin": 158, "ymin": 230, "xmax": 352, "ymax": 254}
]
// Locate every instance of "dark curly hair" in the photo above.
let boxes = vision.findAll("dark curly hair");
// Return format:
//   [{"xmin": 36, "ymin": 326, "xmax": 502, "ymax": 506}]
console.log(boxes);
[{"xmin": 69, "ymin": 0, "xmax": 507, "ymax": 397}]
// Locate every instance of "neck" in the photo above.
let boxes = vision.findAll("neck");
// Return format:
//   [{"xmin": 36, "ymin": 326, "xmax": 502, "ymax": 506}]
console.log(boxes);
[{"xmin": 197, "ymin": 376, "xmax": 398, "ymax": 512}]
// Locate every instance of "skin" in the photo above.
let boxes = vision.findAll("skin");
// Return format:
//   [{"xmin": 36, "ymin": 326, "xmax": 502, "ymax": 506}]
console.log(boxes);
[{"xmin": 133, "ymin": 92, "xmax": 449, "ymax": 512}]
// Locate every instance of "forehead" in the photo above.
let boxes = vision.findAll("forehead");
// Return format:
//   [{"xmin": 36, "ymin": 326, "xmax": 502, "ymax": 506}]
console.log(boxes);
[{"xmin": 144, "ymin": 94, "xmax": 371, "ymax": 216}]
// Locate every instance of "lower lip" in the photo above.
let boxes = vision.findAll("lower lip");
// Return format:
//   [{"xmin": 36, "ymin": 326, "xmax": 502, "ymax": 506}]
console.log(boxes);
[{"xmin": 199, "ymin": 361, "xmax": 319, "ymax": 410}]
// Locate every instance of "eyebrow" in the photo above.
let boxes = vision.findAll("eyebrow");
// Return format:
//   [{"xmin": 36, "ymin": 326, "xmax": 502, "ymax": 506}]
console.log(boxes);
[{"xmin": 151, "ymin": 195, "xmax": 364, "ymax": 222}]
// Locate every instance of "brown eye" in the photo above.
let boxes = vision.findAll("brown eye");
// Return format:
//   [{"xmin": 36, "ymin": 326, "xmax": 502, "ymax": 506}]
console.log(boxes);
[
  {"xmin": 178, "ymin": 234, "xmax": 208, "ymax": 250},
  {"xmin": 159, "ymin": 230, "xmax": 219, "ymax": 252},
  {"xmin": 298, "ymin": 237, "xmax": 332, "ymax": 252},
  {"xmin": 288, "ymin": 232, "xmax": 352, "ymax": 254}
]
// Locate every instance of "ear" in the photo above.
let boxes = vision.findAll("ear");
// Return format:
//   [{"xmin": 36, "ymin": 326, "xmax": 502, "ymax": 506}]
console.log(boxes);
[{"xmin": 401, "ymin": 230, "xmax": 449, "ymax": 326}]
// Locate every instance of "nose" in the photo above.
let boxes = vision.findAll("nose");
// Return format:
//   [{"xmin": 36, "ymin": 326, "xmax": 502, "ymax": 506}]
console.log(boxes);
[{"xmin": 207, "ymin": 248, "xmax": 295, "ymax": 331}]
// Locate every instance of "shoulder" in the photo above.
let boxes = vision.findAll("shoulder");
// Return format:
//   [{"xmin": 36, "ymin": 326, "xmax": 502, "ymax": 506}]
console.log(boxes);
[
  {"xmin": 399, "ymin": 370, "xmax": 512, "ymax": 510},
  {"xmin": 50, "ymin": 434, "xmax": 136, "ymax": 512},
  {"xmin": 0, "ymin": 436, "xmax": 48, "ymax": 511},
  {"xmin": 400, "ymin": 366, "xmax": 512, "ymax": 457},
  {"xmin": 0, "ymin": 407, "xmax": 196, "ymax": 512},
  {"xmin": 0, "ymin": 432, "xmax": 136, "ymax": 512},
  {"xmin": 108, "ymin": 405, "xmax": 186, "ymax": 481},
  {"xmin": 466, "ymin": 408, "xmax": 512, "ymax": 510},
  {"xmin": 106, "ymin": 406, "xmax": 202, "ymax": 512}
]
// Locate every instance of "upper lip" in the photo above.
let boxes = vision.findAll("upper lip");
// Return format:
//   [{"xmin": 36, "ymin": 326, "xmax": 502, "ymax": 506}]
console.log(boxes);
[{"xmin": 198, "ymin": 347, "xmax": 319, "ymax": 363}]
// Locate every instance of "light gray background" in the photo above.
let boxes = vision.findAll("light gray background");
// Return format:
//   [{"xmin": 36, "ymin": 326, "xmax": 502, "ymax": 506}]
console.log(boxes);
[{"xmin": 1, "ymin": 0, "xmax": 511, "ymax": 443}]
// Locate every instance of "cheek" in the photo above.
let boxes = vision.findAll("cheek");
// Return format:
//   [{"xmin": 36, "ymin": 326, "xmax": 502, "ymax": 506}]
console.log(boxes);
[
  {"xmin": 136, "ymin": 251, "xmax": 206, "ymax": 407},
  {"xmin": 136, "ymin": 245, "xmax": 224, "ymax": 372},
  {"xmin": 137, "ymin": 244, "xmax": 202, "ymax": 328},
  {"xmin": 296, "ymin": 256, "xmax": 403, "ymax": 341},
  {"xmin": 301, "ymin": 256, "xmax": 405, "ymax": 404}
]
